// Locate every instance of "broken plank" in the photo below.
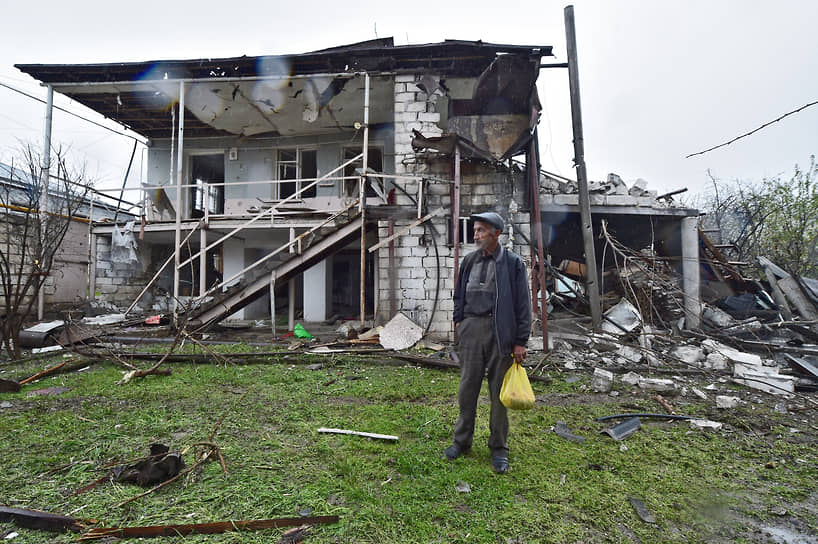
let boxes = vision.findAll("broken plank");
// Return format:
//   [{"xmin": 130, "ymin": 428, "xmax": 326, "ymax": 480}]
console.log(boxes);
[
  {"xmin": 19, "ymin": 361, "xmax": 68, "ymax": 385},
  {"xmin": 761, "ymin": 264, "xmax": 793, "ymax": 319},
  {"xmin": 0, "ymin": 506, "xmax": 87, "ymax": 532},
  {"xmin": 79, "ymin": 515, "xmax": 339, "ymax": 540},
  {"xmin": 368, "ymin": 207, "xmax": 444, "ymax": 252},
  {"xmin": 777, "ymin": 276, "xmax": 818, "ymax": 321},
  {"xmin": 317, "ymin": 427, "xmax": 398, "ymax": 441}
]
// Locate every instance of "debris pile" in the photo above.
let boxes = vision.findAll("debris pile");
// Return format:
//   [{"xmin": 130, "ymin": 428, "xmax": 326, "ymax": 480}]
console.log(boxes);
[{"xmin": 541, "ymin": 172, "xmax": 684, "ymax": 207}]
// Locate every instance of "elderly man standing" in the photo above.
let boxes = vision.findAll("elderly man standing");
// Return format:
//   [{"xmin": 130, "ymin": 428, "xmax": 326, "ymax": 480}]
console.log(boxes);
[{"xmin": 444, "ymin": 211, "xmax": 532, "ymax": 474}]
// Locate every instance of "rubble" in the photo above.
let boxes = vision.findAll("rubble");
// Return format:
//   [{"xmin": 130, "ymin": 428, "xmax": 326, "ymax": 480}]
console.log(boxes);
[
  {"xmin": 590, "ymin": 368, "xmax": 614, "ymax": 393},
  {"xmin": 689, "ymin": 419, "xmax": 723, "ymax": 431},
  {"xmin": 716, "ymin": 395, "xmax": 741, "ymax": 409},
  {"xmin": 379, "ymin": 313, "xmax": 423, "ymax": 351},
  {"xmin": 637, "ymin": 378, "xmax": 677, "ymax": 394}
]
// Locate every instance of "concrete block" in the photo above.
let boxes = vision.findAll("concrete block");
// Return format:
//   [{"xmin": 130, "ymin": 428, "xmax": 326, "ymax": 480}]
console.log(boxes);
[
  {"xmin": 410, "ymin": 247, "xmax": 428, "ymax": 257},
  {"xmin": 606, "ymin": 195, "xmax": 638, "ymax": 206},
  {"xmin": 399, "ymin": 235, "xmax": 420, "ymax": 248},
  {"xmin": 703, "ymin": 339, "xmax": 763, "ymax": 366},
  {"xmin": 554, "ymin": 194, "xmax": 579, "ymax": 206},
  {"xmin": 395, "ymin": 112, "xmax": 419, "ymax": 123},
  {"xmin": 591, "ymin": 368, "xmax": 614, "ymax": 393},
  {"xmin": 394, "ymin": 142, "xmax": 414, "ymax": 154},
  {"xmin": 670, "ymin": 345, "xmax": 705, "ymax": 365},
  {"xmin": 402, "ymin": 288, "xmax": 426, "ymax": 300},
  {"xmin": 704, "ymin": 352, "xmax": 729, "ymax": 370},
  {"xmin": 437, "ymin": 299, "xmax": 454, "ymax": 311},
  {"xmin": 418, "ymin": 112, "xmax": 441, "ymax": 122},
  {"xmin": 395, "ymin": 74, "xmax": 417, "ymax": 83},
  {"xmin": 638, "ymin": 197, "xmax": 656, "ymax": 207},
  {"xmin": 621, "ymin": 371, "xmax": 642, "ymax": 386},
  {"xmin": 689, "ymin": 419, "xmax": 723, "ymax": 431},
  {"xmin": 395, "ymin": 92, "xmax": 418, "ymax": 102},
  {"xmin": 411, "ymin": 267, "xmax": 427, "ymax": 279},
  {"xmin": 716, "ymin": 395, "xmax": 740, "ymax": 409},
  {"xmin": 638, "ymin": 377, "xmax": 678, "ymax": 393},
  {"xmin": 406, "ymin": 101, "xmax": 427, "ymax": 112}
]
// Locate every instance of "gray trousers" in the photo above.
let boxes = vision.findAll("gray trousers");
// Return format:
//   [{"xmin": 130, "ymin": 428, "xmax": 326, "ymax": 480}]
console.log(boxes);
[{"xmin": 452, "ymin": 316, "xmax": 512, "ymax": 457}]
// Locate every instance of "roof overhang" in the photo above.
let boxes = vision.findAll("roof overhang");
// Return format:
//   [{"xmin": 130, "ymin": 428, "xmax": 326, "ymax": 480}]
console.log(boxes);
[{"xmin": 16, "ymin": 39, "xmax": 551, "ymax": 141}]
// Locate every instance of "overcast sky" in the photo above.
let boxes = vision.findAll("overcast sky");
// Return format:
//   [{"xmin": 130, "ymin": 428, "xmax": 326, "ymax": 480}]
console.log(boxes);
[{"xmin": 1, "ymin": 0, "xmax": 816, "ymax": 203}]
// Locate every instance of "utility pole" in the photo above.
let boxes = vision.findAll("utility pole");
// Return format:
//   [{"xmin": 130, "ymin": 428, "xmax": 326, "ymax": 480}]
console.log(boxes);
[{"xmin": 565, "ymin": 5, "xmax": 602, "ymax": 329}]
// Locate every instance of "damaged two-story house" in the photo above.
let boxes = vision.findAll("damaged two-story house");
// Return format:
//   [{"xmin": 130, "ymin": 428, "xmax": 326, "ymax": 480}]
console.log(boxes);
[{"xmin": 16, "ymin": 37, "xmax": 701, "ymax": 340}]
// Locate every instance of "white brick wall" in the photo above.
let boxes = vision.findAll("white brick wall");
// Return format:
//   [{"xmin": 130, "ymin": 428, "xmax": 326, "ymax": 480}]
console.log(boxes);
[{"xmin": 376, "ymin": 73, "xmax": 533, "ymax": 341}]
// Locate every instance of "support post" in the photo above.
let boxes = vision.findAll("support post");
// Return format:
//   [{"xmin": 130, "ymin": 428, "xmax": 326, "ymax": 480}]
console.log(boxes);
[
  {"xmin": 529, "ymin": 133, "xmax": 548, "ymax": 347},
  {"xmin": 388, "ymin": 219, "xmax": 396, "ymax": 318},
  {"xmin": 452, "ymin": 145, "xmax": 461, "ymax": 287},
  {"xmin": 681, "ymin": 216, "xmax": 701, "ymax": 329},
  {"xmin": 288, "ymin": 227, "xmax": 295, "ymax": 332},
  {"xmin": 199, "ymin": 226, "xmax": 207, "ymax": 296},
  {"xmin": 565, "ymin": 5, "xmax": 602, "ymax": 329},
  {"xmin": 37, "ymin": 84, "xmax": 54, "ymax": 320},
  {"xmin": 288, "ymin": 280, "xmax": 295, "ymax": 332},
  {"xmin": 270, "ymin": 271, "xmax": 276, "ymax": 337},
  {"xmin": 360, "ymin": 73, "xmax": 370, "ymax": 325},
  {"xmin": 87, "ymin": 199, "xmax": 95, "ymax": 300},
  {"xmin": 89, "ymin": 233, "xmax": 97, "ymax": 300},
  {"xmin": 173, "ymin": 81, "xmax": 185, "ymax": 324}
]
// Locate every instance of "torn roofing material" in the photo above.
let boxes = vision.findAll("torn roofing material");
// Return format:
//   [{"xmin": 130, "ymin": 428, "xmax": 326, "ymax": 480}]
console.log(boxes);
[{"xmin": 15, "ymin": 39, "xmax": 551, "ymax": 140}]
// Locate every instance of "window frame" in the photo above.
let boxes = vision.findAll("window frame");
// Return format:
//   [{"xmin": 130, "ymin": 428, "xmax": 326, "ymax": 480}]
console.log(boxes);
[{"xmin": 276, "ymin": 147, "xmax": 318, "ymax": 200}]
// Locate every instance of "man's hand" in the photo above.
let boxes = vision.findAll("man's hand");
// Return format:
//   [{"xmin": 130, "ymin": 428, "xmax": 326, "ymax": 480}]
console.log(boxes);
[{"xmin": 512, "ymin": 344, "xmax": 527, "ymax": 363}]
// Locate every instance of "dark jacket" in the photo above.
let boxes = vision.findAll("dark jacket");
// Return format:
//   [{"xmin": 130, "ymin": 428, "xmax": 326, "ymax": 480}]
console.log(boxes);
[{"xmin": 453, "ymin": 246, "xmax": 532, "ymax": 356}]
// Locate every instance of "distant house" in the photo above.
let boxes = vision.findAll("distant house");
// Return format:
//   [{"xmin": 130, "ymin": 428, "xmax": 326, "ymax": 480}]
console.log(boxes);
[
  {"xmin": 0, "ymin": 162, "xmax": 136, "ymax": 310},
  {"xmin": 17, "ymin": 38, "xmax": 698, "ymax": 337}
]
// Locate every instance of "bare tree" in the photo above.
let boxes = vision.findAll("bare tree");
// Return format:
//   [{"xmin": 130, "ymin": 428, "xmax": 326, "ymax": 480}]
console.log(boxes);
[
  {"xmin": 0, "ymin": 145, "xmax": 91, "ymax": 359},
  {"xmin": 699, "ymin": 156, "xmax": 818, "ymax": 278}
]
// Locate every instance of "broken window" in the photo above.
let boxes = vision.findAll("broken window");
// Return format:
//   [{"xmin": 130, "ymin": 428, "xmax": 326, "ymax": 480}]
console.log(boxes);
[
  {"xmin": 190, "ymin": 154, "xmax": 224, "ymax": 217},
  {"xmin": 277, "ymin": 149, "xmax": 317, "ymax": 199},
  {"xmin": 449, "ymin": 216, "xmax": 475, "ymax": 246},
  {"xmin": 343, "ymin": 147, "xmax": 383, "ymax": 198}
]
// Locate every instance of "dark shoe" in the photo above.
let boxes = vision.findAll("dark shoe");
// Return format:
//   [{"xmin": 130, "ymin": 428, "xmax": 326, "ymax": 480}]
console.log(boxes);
[
  {"xmin": 443, "ymin": 444, "xmax": 469, "ymax": 460},
  {"xmin": 491, "ymin": 456, "xmax": 510, "ymax": 474}
]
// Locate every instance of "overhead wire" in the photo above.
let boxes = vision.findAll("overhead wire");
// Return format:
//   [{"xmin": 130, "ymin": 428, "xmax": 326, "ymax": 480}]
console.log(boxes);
[{"xmin": 0, "ymin": 81, "xmax": 147, "ymax": 146}]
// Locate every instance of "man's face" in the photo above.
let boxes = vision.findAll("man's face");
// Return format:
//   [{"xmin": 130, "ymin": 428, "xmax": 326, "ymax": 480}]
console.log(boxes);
[{"xmin": 473, "ymin": 220, "xmax": 500, "ymax": 253}]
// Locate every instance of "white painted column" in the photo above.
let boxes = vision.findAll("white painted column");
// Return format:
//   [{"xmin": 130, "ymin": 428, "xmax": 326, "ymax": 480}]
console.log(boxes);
[
  {"xmin": 37, "ymin": 84, "xmax": 54, "ymax": 320},
  {"xmin": 288, "ymin": 227, "xmax": 296, "ymax": 330},
  {"xmin": 172, "ymin": 81, "xmax": 185, "ymax": 322},
  {"xmin": 221, "ymin": 237, "xmax": 245, "ymax": 320},
  {"xmin": 199, "ymin": 226, "xmax": 207, "ymax": 295},
  {"xmin": 681, "ymin": 216, "xmax": 701, "ymax": 329},
  {"xmin": 303, "ymin": 260, "xmax": 329, "ymax": 321}
]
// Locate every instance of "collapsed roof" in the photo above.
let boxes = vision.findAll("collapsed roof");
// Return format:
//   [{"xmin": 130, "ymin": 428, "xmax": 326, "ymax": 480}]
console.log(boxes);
[{"xmin": 16, "ymin": 38, "xmax": 551, "ymax": 141}]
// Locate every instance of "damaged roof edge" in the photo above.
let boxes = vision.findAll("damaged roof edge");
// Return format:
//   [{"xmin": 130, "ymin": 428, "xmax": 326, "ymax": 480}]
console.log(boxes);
[{"xmin": 15, "ymin": 39, "xmax": 553, "ymax": 85}]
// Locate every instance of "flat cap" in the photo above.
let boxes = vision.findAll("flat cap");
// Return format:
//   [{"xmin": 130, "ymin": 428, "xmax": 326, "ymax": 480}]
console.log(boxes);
[{"xmin": 470, "ymin": 211, "xmax": 504, "ymax": 232}]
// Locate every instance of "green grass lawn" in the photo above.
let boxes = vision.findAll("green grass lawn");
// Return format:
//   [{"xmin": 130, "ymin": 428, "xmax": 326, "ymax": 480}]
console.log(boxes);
[{"xmin": 1, "ymin": 348, "xmax": 816, "ymax": 543}]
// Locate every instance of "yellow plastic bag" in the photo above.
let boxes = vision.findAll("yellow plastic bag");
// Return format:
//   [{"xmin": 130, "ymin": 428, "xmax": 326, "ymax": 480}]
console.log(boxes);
[{"xmin": 500, "ymin": 359, "xmax": 535, "ymax": 410}]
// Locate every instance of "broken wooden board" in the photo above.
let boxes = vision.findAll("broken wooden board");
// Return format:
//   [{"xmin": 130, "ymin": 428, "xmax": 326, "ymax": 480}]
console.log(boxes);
[
  {"xmin": 317, "ymin": 427, "xmax": 398, "ymax": 441},
  {"xmin": 0, "ymin": 506, "xmax": 86, "ymax": 532},
  {"xmin": 777, "ymin": 276, "xmax": 818, "ymax": 321},
  {"xmin": 79, "ymin": 515, "xmax": 338, "ymax": 540}
]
